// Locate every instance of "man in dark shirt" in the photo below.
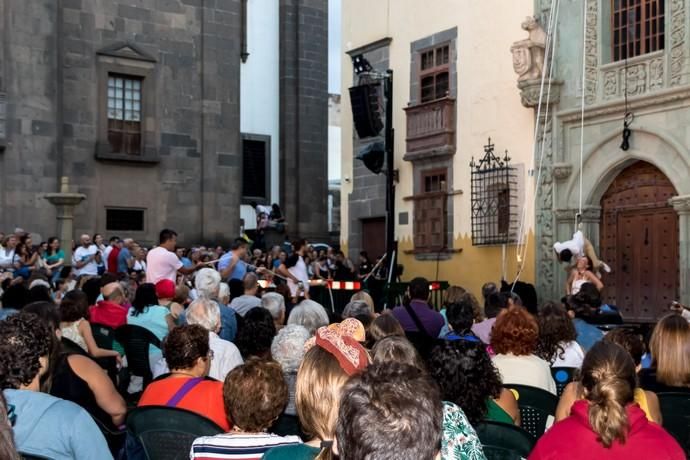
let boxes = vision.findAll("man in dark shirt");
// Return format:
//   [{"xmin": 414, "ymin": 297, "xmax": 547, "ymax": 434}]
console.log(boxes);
[{"xmin": 392, "ymin": 277, "xmax": 445, "ymax": 337}]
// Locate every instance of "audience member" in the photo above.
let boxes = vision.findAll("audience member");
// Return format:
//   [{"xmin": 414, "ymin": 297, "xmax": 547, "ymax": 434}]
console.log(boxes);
[
  {"xmin": 0, "ymin": 391, "xmax": 19, "ymax": 460},
  {"xmin": 443, "ymin": 297, "xmax": 482, "ymax": 343},
  {"xmin": 392, "ymin": 277, "xmax": 444, "ymax": 337},
  {"xmin": 567, "ymin": 284, "xmax": 606, "ymax": 351},
  {"xmin": 195, "ymin": 268, "xmax": 238, "ymax": 342},
  {"xmin": 271, "ymin": 325, "xmax": 311, "ymax": 418},
  {"xmin": 126, "ymin": 283, "xmax": 172, "ymax": 368},
  {"xmin": 262, "ymin": 292, "xmax": 287, "ymax": 330},
  {"xmin": 535, "ymin": 301, "xmax": 584, "ymax": 367},
  {"xmin": 287, "ymin": 299, "xmax": 330, "ymax": 335},
  {"xmin": 349, "ymin": 290, "xmax": 375, "ymax": 313},
  {"xmin": 89, "ymin": 282, "xmax": 128, "ymax": 328},
  {"xmin": 234, "ymin": 307, "xmax": 277, "ymax": 360},
  {"xmin": 228, "ymin": 273, "xmax": 262, "ymax": 316},
  {"xmin": 639, "ymin": 313, "xmax": 690, "ymax": 393},
  {"xmin": 371, "ymin": 336, "xmax": 425, "ymax": 370},
  {"xmin": 472, "ymin": 290, "xmax": 511, "ymax": 344},
  {"xmin": 366, "ymin": 313, "xmax": 405, "ymax": 347},
  {"xmin": 341, "ymin": 300, "xmax": 374, "ymax": 323}
]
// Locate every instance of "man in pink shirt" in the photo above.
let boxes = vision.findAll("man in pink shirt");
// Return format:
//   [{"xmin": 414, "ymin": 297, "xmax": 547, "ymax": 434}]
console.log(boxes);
[{"xmin": 146, "ymin": 229, "xmax": 201, "ymax": 284}]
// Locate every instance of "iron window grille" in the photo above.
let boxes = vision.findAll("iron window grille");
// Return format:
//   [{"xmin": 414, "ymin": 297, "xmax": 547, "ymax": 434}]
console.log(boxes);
[{"xmin": 470, "ymin": 139, "xmax": 518, "ymax": 246}]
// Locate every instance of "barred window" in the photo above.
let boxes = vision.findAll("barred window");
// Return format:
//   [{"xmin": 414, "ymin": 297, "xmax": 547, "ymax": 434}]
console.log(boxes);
[
  {"xmin": 107, "ymin": 74, "xmax": 142, "ymax": 155},
  {"xmin": 611, "ymin": 0, "xmax": 665, "ymax": 61}
]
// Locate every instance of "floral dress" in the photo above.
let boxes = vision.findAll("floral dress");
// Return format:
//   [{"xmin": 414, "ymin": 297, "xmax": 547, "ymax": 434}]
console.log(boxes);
[{"xmin": 442, "ymin": 401, "xmax": 487, "ymax": 460}]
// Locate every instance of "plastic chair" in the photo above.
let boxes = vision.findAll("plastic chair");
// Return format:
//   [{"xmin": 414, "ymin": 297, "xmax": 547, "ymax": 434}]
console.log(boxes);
[
  {"xmin": 505, "ymin": 384, "xmax": 558, "ymax": 439},
  {"xmin": 91, "ymin": 323, "xmax": 116, "ymax": 350},
  {"xmin": 115, "ymin": 325, "xmax": 161, "ymax": 388},
  {"xmin": 657, "ymin": 392, "xmax": 690, "ymax": 456},
  {"xmin": 127, "ymin": 406, "xmax": 224, "ymax": 460},
  {"xmin": 550, "ymin": 367, "xmax": 578, "ymax": 397},
  {"xmin": 475, "ymin": 421, "xmax": 535, "ymax": 460}
]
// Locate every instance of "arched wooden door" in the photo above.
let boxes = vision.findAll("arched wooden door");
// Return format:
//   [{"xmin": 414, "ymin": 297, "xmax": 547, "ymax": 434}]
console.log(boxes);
[{"xmin": 600, "ymin": 161, "xmax": 679, "ymax": 322}]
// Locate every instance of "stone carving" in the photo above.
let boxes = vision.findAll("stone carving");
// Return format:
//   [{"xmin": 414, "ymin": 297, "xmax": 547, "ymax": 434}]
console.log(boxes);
[
  {"xmin": 624, "ymin": 64, "xmax": 647, "ymax": 96},
  {"xmin": 584, "ymin": 0, "xmax": 598, "ymax": 105},
  {"xmin": 552, "ymin": 163, "xmax": 572, "ymax": 180},
  {"xmin": 603, "ymin": 71, "xmax": 618, "ymax": 99},
  {"xmin": 517, "ymin": 79, "xmax": 561, "ymax": 108},
  {"xmin": 670, "ymin": 0, "xmax": 686, "ymax": 86},
  {"xmin": 649, "ymin": 58, "xmax": 664, "ymax": 90},
  {"xmin": 535, "ymin": 116, "xmax": 555, "ymax": 298},
  {"xmin": 511, "ymin": 17, "xmax": 546, "ymax": 82}
]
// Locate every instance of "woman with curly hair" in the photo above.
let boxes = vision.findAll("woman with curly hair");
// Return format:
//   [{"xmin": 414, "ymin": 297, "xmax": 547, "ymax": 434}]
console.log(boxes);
[
  {"xmin": 0, "ymin": 314, "xmax": 111, "ymax": 459},
  {"xmin": 429, "ymin": 340, "xmax": 520, "ymax": 427},
  {"xmin": 234, "ymin": 306, "xmax": 277, "ymax": 360},
  {"xmin": 535, "ymin": 301, "xmax": 584, "ymax": 367},
  {"xmin": 491, "ymin": 305, "xmax": 557, "ymax": 394}
]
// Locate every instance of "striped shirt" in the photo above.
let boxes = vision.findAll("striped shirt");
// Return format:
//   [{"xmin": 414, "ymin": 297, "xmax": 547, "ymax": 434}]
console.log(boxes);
[{"xmin": 190, "ymin": 433, "xmax": 302, "ymax": 459}]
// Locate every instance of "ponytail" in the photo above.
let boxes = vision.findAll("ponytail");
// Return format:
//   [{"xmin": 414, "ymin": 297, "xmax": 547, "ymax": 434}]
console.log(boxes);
[{"xmin": 581, "ymin": 341, "xmax": 637, "ymax": 448}]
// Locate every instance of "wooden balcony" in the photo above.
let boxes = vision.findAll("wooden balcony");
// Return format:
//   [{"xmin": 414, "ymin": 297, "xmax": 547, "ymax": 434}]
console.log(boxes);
[{"xmin": 403, "ymin": 96, "xmax": 456, "ymax": 161}]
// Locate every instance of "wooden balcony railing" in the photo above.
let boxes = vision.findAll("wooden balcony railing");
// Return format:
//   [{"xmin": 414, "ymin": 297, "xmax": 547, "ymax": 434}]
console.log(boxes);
[{"xmin": 403, "ymin": 97, "xmax": 456, "ymax": 159}]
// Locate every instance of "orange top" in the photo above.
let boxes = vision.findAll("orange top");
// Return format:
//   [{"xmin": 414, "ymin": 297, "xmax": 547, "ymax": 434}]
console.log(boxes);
[{"xmin": 138, "ymin": 377, "xmax": 230, "ymax": 431}]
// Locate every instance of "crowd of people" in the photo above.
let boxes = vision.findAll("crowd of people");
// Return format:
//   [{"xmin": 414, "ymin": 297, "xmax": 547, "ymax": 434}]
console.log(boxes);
[{"xmin": 0, "ymin": 227, "xmax": 689, "ymax": 459}]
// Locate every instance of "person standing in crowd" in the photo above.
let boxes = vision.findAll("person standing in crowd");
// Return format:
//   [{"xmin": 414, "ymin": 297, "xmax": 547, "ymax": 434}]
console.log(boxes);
[
  {"xmin": 72, "ymin": 234, "xmax": 101, "ymax": 279},
  {"xmin": 278, "ymin": 239, "xmax": 311, "ymax": 301},
  {"xmin": 146, "ymin": 229, "xmax": 202, "ymax": 284},
  {"xmin": 228, "ymin": 273, "xmax": 262, "ymax": 317},
  {"xmin": 116, "ymin": 238, "xmax": 135, "ymax": 277},
  {"xmin": 106, "ymin": 237, "xmax": 121, "ymax": 275},
  {"xmin": 92, "ymin": 234, "xmax": 106, "ymax": 275},
  {"xmin": 219, "ymin": 238, "xmax": 250, "ymax": 282},
  {"xmin": 102, "ymin": 236, "xmax": 118, "ymax": 273},
  {"xmin": 529, "ymin": 342, "xmax": 683, "ymax": 460}
]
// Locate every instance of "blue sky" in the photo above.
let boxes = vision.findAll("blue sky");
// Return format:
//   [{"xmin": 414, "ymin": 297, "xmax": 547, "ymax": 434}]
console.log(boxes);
[{"xmin": 328, "ymin": 0, "xmax": 342, "ymax": 94}]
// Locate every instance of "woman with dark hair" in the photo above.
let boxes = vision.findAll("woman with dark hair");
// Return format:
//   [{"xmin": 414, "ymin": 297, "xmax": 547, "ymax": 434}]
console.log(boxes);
[
  {"xmin": 0, "ymin": 391, "xmax": 19, "ymax": 460},
  {"xmin": 127, "ymin": 283, "xmax": 172, "ymax": 367},
  {"xmin": 443, "ymin": 298, "xmax": 482, "ymax": 343},
  {"xmin": 491, "ymin": 306, "xmax": 557, "ymax": 394},
  {"xmin": 234, "ymin": 307, "xmax": 277, "ymax": 360},
  {"xmin": 366, "ymin": 313, "xmax": 405, "ymax": 348},
  {"xmin": 429, "ymin": 340, "xmax": 520, "ymax": 426},
  {"xmin": 0, "ymin": 314, "xmax": 112, "ymax": 459},
  {"xmin": 43, "ymin": 237, "xmax": 65, "ymax": 284},
  {"xmin": 530, "ymin": 342, "xmax": 683, "ymax": 460},
  {"xmin": 12, "ymin": 237, "xmax": 37, "ymax": 280},
  {"xmin": 535, "ymin": 301, "xmax": 584, "ymax": 367},
  {"xmin": 139, "ymin": 324, "xmax": 229, "ymax": 430},
  {"xmin": 566, "ymin": 256, "xmax": 603, "ymax": 296}
]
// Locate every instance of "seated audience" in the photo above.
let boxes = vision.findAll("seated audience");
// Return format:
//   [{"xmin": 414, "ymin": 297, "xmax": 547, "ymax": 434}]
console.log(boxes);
[
  {"xmin": 59, "ymin": 290, "xmax": 121, "ymax": 362},
  {"xmin": 639, "ymin": 313, "xmax": 690, "ymax": 393},
  {"xmin": 556, "ymin": 328, "xmax": 662, "ymax": 424},
  {"xmin": 350, "ymin": 290, "xmax": 375, "ymax": 313},
  {"xmin": 155, "ymin": 279, "xmax": 184, "ymax": 323},
  {"xmin": 567, "ymin": 284, "xmax": 605, "ymax": 351},
  {"xmin": 443, "ymin": 297, "xmax": 482, "ymax": 343},
  {"xmin": 529, "ymin": 341, "xmax": 684, "ymax": 460},
  {"xmin": 234, "ymin": 306, "xmax": 277, "ymax": 360},
  {"xmin": 127, "ymin": 283, "xmax": 172, "ymax": 369},
  {"xmin": 392, "ymin": 277, "xmax": 445, "ymax": 338},
  {"xmin": 0, "ymin": 392, "xmax": 18, "ymax": 460},
  {"xmin": 287, "ymin": 299, "xmax": 330, "ymax": 335},
  {"xmin": 89, "ymin": 282, "xmax": 129, "ymax": 328},
  {"xmin": 471, "ymin": 290, "xmax": 511, "ymax": 344},
  {"xmin": 429, "ymin": 340, "xmax": 520, "ymax": 426},
  {"xmin": 229, "ymin": 273, "xmax": 263, "ymax": 316},
  {"xmin": 535, "ymin": 301, "xmax": 584, "ymax": 367},
  {"xmin": 191, "ymin": 359, "xmax": 301, "ymax": 458},
  {"xmin": 195, "ymin": 268, "xmax": 238, "ymax": 342},
  {"xmin": 371, "ymin": 336, "xmax": 425, "ymax": 370},
  {"xmin": 491, "ymin": 306, "xmax": 557, "ymax": 394},
  {"xmin": 138, "ymin": 324, "xmax": 230, "ymax": 431},
  {"xmin": 366, "ymin": 312, "xmax": 405, "ymax": 348},
  {"xmin": 265, "ymin": 321, "xmax": 370, "ymax": 460},
  {"xmin": 271, "ymin": 325, "xmax": 312, "ymax": 417},
  {"xmin": 335, "ymin": 363, "xmax": 443, "ymax": 460},
  {"xmin": 341, "ymin": 300, "xmax": 375, "ymax": 323},
  {"xmin": 0, "ymin": 314, "xmax": 112, "ymax": 459},
  {"xmin": 438, "ymin": 286, "xmax": 471, "ymax": 337},
  {"xmin": 262, "ymin": 292, "xmax": 287, "ymax": 330}
]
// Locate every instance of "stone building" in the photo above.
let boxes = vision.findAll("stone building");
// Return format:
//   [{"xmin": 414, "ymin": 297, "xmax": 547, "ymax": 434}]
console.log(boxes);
[
  {"xmin": 526, "ymin": 0, "xmax": 690, "ymax": 321},
  {"xmin": 0, "ymin": 0, "xmax": 328, "ymax": 246}
]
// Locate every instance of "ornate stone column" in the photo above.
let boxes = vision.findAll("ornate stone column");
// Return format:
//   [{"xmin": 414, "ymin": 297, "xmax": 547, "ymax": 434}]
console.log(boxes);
[
  {"xmin": 44, "ymin": 177, "xmax": 86, "ymax": 267},
  {"xmin": 670, "ymin": 195, "xmax": 690, "ymax": 305}
]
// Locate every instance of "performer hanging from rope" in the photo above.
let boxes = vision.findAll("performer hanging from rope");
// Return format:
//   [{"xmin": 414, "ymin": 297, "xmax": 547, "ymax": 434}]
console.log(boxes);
[{"xmin": 553, "ymin": 229, "xmax": 611, "ymax": 278}]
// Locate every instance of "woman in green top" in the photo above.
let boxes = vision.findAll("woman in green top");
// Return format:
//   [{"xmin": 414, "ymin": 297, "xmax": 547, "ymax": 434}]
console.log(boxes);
[
  {"xmin": 429, "ymin": 340, "xmax": 521, "ymax": 427},
  {"xmin": 43, "ymin": 237, "xmax": 64, "ymax": 285}
]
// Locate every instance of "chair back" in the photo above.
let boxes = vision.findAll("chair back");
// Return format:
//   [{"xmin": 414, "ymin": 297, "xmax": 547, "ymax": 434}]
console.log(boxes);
[
  {"xmin": 127, "ymin": 406, "xmax": 224, "ymax": 460},
  {"xmin": 550, "ymin": 367, "xmax": 577, "ymax": 397},
  {"xmin": 475, "ymin": 421, "xmax": 535, "ymax": 460},
  {"xmin": 657, "ymin": 392, "xmax": 690, "ymax": 457},
  {"xmin": 504, "ymin": 384, "xmax": 558, "ymax": 439},
  {"xmin": 115, "ymin": 325, "xmax": 161, "ymax": 386},
  {"xmin": 91, "ymin": 323, "xmax": 116, "ymax": 350}
]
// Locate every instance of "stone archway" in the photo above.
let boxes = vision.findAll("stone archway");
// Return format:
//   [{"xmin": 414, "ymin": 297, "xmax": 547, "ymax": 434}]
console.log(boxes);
[{"xmin": 599, "ymin": 161, "xmax": 678, "ymax": 322}]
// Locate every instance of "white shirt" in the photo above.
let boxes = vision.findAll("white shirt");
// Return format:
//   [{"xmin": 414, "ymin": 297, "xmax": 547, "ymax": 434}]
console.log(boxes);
[
  {"xmin": 72, "ymin": 245, "xmax": 99, "ymax": 276},
  {"xmin": 287, "ymin": 255, "xmax": 310, "ymax": 297},
  {"xmin": 133, "ymin": 259, "xmax": 146, "ymax": 272},
  {"xmin": 0, "ymin": 247, "xmax": 15, "ymax": 270},
  {"xmin": 146, "ymin": 246, "xmax": 183, "ymax": 284},
  {"xmin": 492, "ymin": 353, "xmax": 557, "ymax": 395},
  {"xmin": 553, "ymin": 230, "xmax": 585, "ymax": 258},
  {"xmin": 551, "ymin": 340, "xmax": 585, "ymax": 368}
]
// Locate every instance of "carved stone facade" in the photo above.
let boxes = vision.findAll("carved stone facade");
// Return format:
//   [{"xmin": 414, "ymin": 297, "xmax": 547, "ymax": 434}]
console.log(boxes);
[
  {"xmin": 584, "ymin": 0, "xmax": 598, "ymax": 105},
  {"xmin": 670, "ymin": 0, "xmax": 686, "ymax": 85}
]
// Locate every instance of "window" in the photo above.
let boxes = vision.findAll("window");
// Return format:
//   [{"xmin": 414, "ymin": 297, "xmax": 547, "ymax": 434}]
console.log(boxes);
[
  {"xmin": 106, "ymin": 208, "xmax": 145, "ymax": 232},
  {"xmin": 242, "ymin": 135, "xmax": 270, "ymax": 202},
  {"xmin": 611, "ymin": 0, "xmax": 665, "ymax": 61},
  {"xmin": 107, "ymin": 74, "xmax": 143, "ymax": 155},
  {"xmin": 419, "ymin": 44, "xmax": 450, "ymax": 103},
  {"xmin": 413, "ymin": 169, "xmax": 447, "ymax": 251}
]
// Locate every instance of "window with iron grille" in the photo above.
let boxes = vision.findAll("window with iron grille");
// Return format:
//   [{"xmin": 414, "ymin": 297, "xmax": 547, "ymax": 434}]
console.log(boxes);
[
  {"xmin": 413, "ymin": 169, "xmax": 448, "ymax": 251},
  {"xmin": 419, "ymin": 44, "xmax": 450, "ymax": 103},
  {"xmin": 107, "ymin": 74, "xmax": 143, "ymax": 155},
  {"xmin": 470, "ymin": 139, "xmax": 518, "ymax": 246},
  {"xmin": 242, "ymin": 136, "xmax": 269, "ymax": 202},
  {"xmin": 106, "ymin": 208, "xmax": 145, "ymax": 232},
  {"xmin": 611, "ymin": 0, "xmax": 665, "ymax": 61}
]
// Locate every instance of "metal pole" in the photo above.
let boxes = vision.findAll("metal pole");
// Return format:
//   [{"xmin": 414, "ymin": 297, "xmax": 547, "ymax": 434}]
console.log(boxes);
[{"xmin": 384, "ymin": 70, "xmax": 395, "ymax": 272}]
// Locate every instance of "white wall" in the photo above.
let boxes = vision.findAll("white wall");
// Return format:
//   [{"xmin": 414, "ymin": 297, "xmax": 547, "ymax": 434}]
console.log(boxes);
[{"xmin": 328, "ymin": 125, "xmax": 342, "ymax": 181}]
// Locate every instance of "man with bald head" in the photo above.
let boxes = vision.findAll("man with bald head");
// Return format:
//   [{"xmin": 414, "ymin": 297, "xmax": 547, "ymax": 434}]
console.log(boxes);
[
  {"xmin": 89, "ymin": 282, "xmax": 129, "ymax": 328},
  {"xmin": 72, "ymin": 234, "xmax": 101, "ymax": 277}
]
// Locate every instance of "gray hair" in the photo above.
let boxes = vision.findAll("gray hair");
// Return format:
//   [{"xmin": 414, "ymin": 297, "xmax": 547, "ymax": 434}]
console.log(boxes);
[
  {"xmin": 261, "ymin": 292, "xmax": 286, "ymax": 320},
  {"xmin": 287, "ymin": 299, "xmax": 329, "ymax": 335},
  {"xmin": 218, "ymin": 282, "xmax": 230, "ymax": 301},
  {"xmin": 271, "ymin": 325, "xmax": 311, "ymax": 373},
  {"xmin": 342, "ymin": 300, "xmax": 373, "ymax": 319},
  {"xmin": 186, "ymin": 298, "xmax": 221, "ymax": 332},
  {"xmin": 194, "ymin": 268, "xmax": 221, "ymax": 299}
]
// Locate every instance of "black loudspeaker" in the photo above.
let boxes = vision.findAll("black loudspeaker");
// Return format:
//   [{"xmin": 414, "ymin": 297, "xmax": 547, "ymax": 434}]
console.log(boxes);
[
  {"xmin": 356, "ymin": 142, "xmax": 385, "ymax": 174},
  {"xmin": 349, "ymin": 83, "xmax": 383, "ymax": 139}
]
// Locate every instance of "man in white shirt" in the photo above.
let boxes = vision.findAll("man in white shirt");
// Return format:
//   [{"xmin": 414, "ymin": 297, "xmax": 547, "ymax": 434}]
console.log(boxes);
[
  {"xmin": 553, "ymin": 230, "xmax": 610, "ymax": 276},
  {"xmin": 277, "ymin": 239, "xmax": 310, "ymax": 300},
  {"xmin": 72, "ymin": 234, "xmax": 101, "ymax": 277},
  {"xmin": 146, "ymin": 229, "xmax": 202, "ymax": 284}
]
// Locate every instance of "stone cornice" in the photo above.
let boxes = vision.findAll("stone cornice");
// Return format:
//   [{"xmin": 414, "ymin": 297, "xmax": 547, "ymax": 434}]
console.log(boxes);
[
  {"xmin": 554, "ymin": 206, "xmax": 601, "ymax": 222},
  {"xmin": 346, "ymin": 37, "xmax": 393, "ymax": 57},
  {"xmin": 670, "ymin": 195, "xmax": 690, "ymax": 213}
]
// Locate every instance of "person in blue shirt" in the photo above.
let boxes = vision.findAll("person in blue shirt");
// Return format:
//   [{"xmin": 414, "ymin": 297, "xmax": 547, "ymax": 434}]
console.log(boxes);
[
  {"xmin": 117, "ymin": 238, "xmax": 135, "ymax": 275},
  {"xmin": 0, "ymin": 314, "xmax": 112, "ymax": 460},
  {"xmin": 566, "ymin": 283, "xmax": 605, "ymax": 352},
  {"xmin": 218, "ymin": 238, "xmax": 250, "ymax": 282},
  {"xmin": 443, "ymin": 297, "xmax": 482, "ymax": 343}
]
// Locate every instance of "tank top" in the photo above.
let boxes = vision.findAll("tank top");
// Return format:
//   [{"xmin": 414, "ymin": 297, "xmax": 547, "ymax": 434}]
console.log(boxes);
[
  {"xmin": 486, "ymin": 398, "xmax": 514, "ymax": 424},
  {"xmin": 61, "ymin": 319, "xmax": 88, "ymax": 352},
  {"xmin": 571, "ymin": 278, "xmax": 587, "ymax": 295}
]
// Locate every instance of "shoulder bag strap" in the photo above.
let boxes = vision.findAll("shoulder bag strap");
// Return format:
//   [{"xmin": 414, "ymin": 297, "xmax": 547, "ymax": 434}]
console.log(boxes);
[
  {"xmin": 165, "ymin": 377, "xmax": 204, "ymax": 407},
  {"xmin": 403, "ymin": 302, "xmax": 431, "ymax": 338}
]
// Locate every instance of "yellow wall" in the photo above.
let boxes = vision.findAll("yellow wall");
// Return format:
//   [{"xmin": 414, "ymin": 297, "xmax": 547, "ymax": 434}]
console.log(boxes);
[{"xmin": 341, "ymin": 0, "xmax": 537, "ymax": 296}]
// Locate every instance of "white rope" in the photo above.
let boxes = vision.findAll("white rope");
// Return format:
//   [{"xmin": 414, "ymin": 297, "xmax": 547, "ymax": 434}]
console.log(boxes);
[{"xmin": 578, "ymin": 0, "xmax": 588, "ymax": 216}]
